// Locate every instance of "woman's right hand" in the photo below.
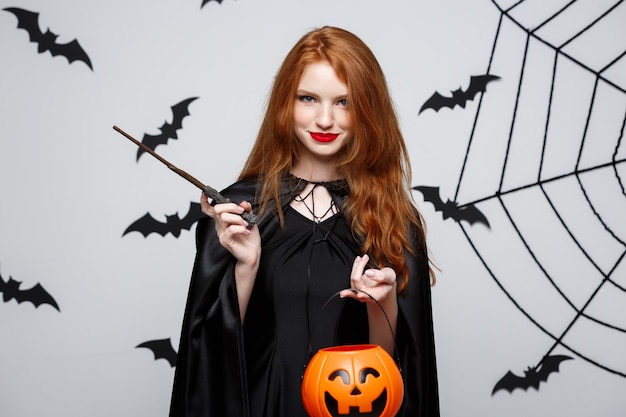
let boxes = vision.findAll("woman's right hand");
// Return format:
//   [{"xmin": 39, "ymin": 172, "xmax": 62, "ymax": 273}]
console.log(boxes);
[{"xmin": 200, "ymin": 192, "xmax": 261, "ymax": 266}]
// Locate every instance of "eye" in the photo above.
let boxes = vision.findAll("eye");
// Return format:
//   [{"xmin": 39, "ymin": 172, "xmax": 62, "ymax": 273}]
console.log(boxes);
[
  {"xmin": 337, "ymin": 98, "xmax": 348, "ymax": 107},
  {"xmin": 359, "ymin": 367, "xmax": 380, "ymax": 383},
  {"xmin": 328, "ymin": 369, "xmax": 351, "ymax": 385},
  {"xmin": 298, "ymin": 95, "xmax": 316, "ymax": 103}
]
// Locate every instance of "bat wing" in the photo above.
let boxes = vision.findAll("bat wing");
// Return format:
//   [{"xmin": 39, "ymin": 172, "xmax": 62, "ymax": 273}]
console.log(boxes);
[
  {"xmin": 201, "ymin": 0, "xmax": 224, "ymax": 7},
  {"xmin": 4, "ymin": 7, "xmax": 43, "ymax": 42},
  {"xmin": 180, "ymin": 202, "xmax": 204, "ymax": 231},
  {"xmin": 136, "ymin": 132, "xmax": 168, "ymax": 161},
  {"xmin": 15, "ymin": 282, "xmax": 60, "ymax": 311},
  {"xmin": 492, "ymin": 370, "xmax": 530, "ymax": 395},
  {"xmin": 454, "ymin": 203, "xmax": 491, "ymax": 228},
  {"xmin": 418, "ymin": 91, "xmax": 454, "ymax": 114},
  {"xmin": 48, "ymin": 38, "xmax": 93, "ymax": 70},
  {"xmin": 464, "ymin": 74, "xmax": 500, "ymax": 102},
  {"xmin": 168, "ymin": 97, "xmax": 199, "ymax": 132},
  {"xmin": 137, "ymin": 97, "xmax": 199, "ymax": 160},
  {"xmin": 123, "ymin": 212, "xmax": 170, "ymax": 238},
  {"xmin": 136, "ymin": 338, "xmax": 177, "ymax": 367},
  {"xmin": 163, "ymin": 202, "xmax": 204, "ymax": 238},
  {"xmin": 536, "ymin": 355, "xmax": 573, "ymax": 382},
  {"xmin": 413, "ymin": 185, "xmax": 446, "ymax": 212}
]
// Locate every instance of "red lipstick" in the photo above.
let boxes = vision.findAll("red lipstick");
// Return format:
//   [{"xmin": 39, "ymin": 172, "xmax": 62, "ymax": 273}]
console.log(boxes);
[{"xmin": 310, "ymin": 132, "xmax": 339, "ymax": 143}]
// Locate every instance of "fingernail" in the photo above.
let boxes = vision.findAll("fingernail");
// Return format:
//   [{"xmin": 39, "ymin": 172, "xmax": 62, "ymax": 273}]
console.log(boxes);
[{"xmin": 365, "ymin": 270, "xmax": 375, "ymax": 277}]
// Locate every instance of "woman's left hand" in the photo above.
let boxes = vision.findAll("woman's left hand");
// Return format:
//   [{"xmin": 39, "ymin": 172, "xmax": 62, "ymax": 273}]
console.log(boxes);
[
  {"xmin": 341, "ymin": 254, "xmax": 399, "ymax": 354},
  {"xmin": 340, "ymin": 254, "xmax": 397, "ymax": 303}
]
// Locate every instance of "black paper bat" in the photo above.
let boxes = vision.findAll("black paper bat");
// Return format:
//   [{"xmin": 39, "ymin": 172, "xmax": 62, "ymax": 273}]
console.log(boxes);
[
  {"xmin": 413, "ymin": 185, "xmax": 490, "ymax": 227},
  {"xmin": 419, "ymin": 74, "xmax": 500, "ymax": 113},
  {"xmin": 0, "ymin": 271, "xmax": 60, "ymax": 311},
  {"xmin": 136, "ymin": 338, "xmax": 177, "ymax": 367},
  {"xmin": 137, "ymin": 97, "xmax": 199, "ymax": 161},
  {"xmin": 3, "ymin": 7, "xmax": 93, "ymax": 70},
  {"xmin": 492, "ymin": 355, "xmax": 573, "ymax": 395},
  {"xmin": 123, "ymin": 202, "xmax": 204, "ymax": 238}
]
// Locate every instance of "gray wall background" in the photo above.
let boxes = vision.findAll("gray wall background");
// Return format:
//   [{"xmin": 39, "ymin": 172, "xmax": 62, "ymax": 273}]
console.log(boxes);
[{"xmin": 1, "ymin": 0, "xmax": 625, "ymax": 416}]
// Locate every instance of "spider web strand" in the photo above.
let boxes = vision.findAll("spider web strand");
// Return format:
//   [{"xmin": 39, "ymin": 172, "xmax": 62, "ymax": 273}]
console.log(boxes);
[
  {"xmin": 458, "ymin": 221, "xmax": 626, "ymax": 378},
  {"xmin": 498, "ymin": 31, "xmax": 531, "ymax": 192}
]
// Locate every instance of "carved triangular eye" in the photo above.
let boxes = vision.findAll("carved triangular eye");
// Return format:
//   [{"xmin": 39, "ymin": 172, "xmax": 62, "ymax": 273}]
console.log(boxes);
[
  {"xmin": 359, "ymin": 367, "xmax": 380, "ymax": 383},
  {"xmin": 328, "ymin": 369, "xmax": 350, "ymax": 385}
]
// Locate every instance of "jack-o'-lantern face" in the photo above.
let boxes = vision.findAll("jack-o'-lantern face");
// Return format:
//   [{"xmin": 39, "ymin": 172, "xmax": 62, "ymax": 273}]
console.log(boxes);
[
  {"xmin": 323, "ymin": 366, "xmax": 387, "ymax": 415},
  {"xmin": 301, "ymin": 344, "xmax": 403, "ymax": 417}
]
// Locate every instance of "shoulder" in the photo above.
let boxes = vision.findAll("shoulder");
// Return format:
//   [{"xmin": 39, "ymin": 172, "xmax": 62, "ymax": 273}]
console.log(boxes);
[
  {"xmin": 221, "ymin": 178, "xmax": 260, "ymax": 198},
  {"xmin": 219, "ymin": 177, "xmax": 261, "ymax": 203}
]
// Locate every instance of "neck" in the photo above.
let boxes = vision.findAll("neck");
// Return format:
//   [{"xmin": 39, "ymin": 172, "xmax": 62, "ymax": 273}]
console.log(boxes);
[{"xmin": 290, "ymin": 160, "xmax": 340, "ymax": 183}]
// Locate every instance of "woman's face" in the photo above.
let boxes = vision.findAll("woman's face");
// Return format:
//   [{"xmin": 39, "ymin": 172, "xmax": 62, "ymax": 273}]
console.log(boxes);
[{"xmin": 292, "ymin": 61, "xmax": 353, "ymax": 170}]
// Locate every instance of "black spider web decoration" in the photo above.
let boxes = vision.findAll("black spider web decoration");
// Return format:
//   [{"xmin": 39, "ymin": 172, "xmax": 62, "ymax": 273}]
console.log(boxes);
[{"xmin": 419, "ymin": 0, "xmax": 626, "ymax": 394}]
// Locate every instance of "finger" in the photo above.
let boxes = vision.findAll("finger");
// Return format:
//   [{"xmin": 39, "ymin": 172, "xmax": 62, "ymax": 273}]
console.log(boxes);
[
  {"xmin": 362, "ymin": 270, "xmax": 379, "ymax": 287},
  {"xmin": 339, "ymin": 288, "xmax": 358, "ymax": 299},
  {"xmin": 239, "ymin": 200, "xmax": 252, "ymax": 212},
  {"xmin": 218, "ymin": 209, "xmax": 250, "ymax": 229},
  {"xmin": 213, "ymin": 202, "xmax": 245, "ymax": 218},
  {"xmin": 365, "ymin": 269, "xmax": 392, "ymax": 285},
  {"xmin": 200, "ymin": 192, "xmax": 214, "ymax": 216},
  {"xmin": 350, "ymin": 254, "xmax": 370, "ymax": 286},
  {"xmin": 238, "ymin": 201, "xmax": 256, "ymax": 228},
  {"xmin": 211, "ymin": 205, "xmax": 245, "ymax": 236},
  {"xmin": 339, "ymin": 288, "xmax": 366, "ymax": 301},
  {"xmin": 340, "ymin": 288, "xmax": 375, "ymax": 303},
  {"xmin": 374, "ymin": 267, "xmax": 397, "ymax": 286}
]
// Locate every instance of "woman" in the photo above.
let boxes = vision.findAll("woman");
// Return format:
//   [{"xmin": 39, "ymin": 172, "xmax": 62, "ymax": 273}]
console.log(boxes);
[{"xmin": 170, "ymin": 26, "xmax": 439, "ymax": 417}]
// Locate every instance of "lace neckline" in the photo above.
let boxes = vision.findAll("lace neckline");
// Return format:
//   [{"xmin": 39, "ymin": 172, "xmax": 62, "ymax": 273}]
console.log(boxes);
[
  {"xmin": 286, "ymin": 172, "xmax": 350, "ymax": 198},
  {"xmin": 292, "ymin": 184, "xmax": 338, "ymax": 224},
  {"xmin": 286, "ymin": 173, "xmax": 349, "ymax": 224}
]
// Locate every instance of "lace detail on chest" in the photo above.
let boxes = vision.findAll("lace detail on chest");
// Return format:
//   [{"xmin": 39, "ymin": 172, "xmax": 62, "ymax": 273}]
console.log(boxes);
[{"xmin": 292, "ymin": 184, "xmax": 339, "ymax": 224}]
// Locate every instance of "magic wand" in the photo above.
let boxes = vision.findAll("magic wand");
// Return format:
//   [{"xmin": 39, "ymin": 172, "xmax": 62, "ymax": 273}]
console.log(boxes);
[{"xmin": 112, "ymin": 125, "xmax": 257, "ymax": 227}]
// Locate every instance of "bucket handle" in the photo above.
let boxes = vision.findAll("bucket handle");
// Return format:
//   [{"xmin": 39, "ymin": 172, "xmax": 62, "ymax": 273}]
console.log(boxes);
[{"xmin": 304, "ymin": 288, "xmax": 402, "ymax": 374}]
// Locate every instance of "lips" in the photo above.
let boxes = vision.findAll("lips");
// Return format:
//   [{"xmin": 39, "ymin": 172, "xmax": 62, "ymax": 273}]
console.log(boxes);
[{"xmin": 310, "ymin": 132, "xmax": 339, "ymax": 143}]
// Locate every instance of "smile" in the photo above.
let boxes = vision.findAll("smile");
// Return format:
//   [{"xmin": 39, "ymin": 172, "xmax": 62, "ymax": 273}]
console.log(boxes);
[
  {"xmin": 310, "ymin": 132, "xmax": 339, "ymax": 142},
  {"xmin": 323, "ymin": 389, "xmax": 388, "ymax": 416}
]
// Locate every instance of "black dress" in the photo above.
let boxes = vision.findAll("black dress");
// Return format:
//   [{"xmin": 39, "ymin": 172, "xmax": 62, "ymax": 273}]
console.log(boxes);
[{"xmin": 169, "ymin": 175, "xmax": 439, "ymax": 417}]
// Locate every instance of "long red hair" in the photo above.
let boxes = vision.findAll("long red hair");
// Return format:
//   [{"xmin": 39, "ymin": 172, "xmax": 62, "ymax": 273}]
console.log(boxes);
[{"xmin": 239, "ymin": 26, "xmax": 434, "ymax": 290}]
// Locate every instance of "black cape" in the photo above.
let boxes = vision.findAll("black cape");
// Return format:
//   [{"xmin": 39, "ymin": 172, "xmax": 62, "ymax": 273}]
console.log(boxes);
[{"xmin": 169, "ymin": 175, "xmax": 439, "ymax": 417}]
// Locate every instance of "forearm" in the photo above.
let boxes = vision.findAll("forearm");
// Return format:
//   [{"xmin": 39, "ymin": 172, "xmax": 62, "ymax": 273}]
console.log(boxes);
[
  {"xmin": 367, "ymin": 296, "xmax": 398, "ymax": 356},
  {"xmin": 234, "ymin": 258, "xmax": 259, "ymax": 323}
]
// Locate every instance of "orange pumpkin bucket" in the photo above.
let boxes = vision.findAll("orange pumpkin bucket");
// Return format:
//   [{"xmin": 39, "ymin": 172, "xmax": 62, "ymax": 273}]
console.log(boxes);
[{"xmin": 301, "ymin": 290, "xmax": 404, "ymax": 417}]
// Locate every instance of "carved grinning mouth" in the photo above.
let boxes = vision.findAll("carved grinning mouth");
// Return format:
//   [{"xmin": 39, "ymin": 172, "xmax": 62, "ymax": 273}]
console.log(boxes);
[{"xmin": 323, "ymin": 389, "xmax": 388, "ymax": 416}]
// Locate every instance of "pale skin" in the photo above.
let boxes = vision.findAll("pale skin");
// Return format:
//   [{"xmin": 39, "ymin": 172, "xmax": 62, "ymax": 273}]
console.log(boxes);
[{"xmin": 200, "ymin": 60, "xmax": 398, "ymax": 356}]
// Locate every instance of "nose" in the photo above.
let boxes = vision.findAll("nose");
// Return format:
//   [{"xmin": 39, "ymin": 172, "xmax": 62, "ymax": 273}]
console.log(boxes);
[{"xmin": 315, "ymin": 103, "xmax": 334, "ymax": 129}]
